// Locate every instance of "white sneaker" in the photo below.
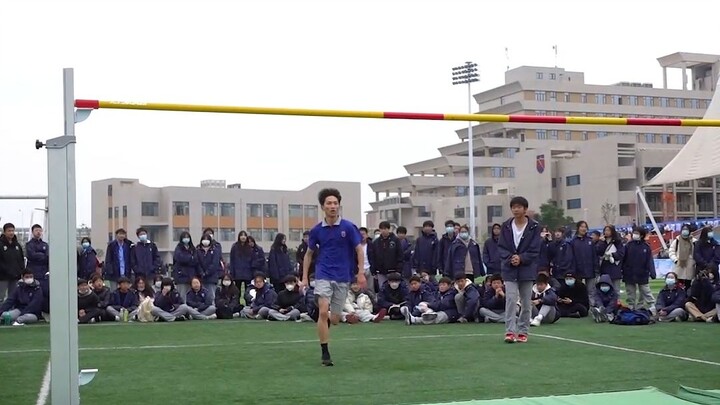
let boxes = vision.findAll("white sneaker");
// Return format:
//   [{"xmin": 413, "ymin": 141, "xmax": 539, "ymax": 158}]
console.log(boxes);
[
  {"xmin": 208, "ymin": 314, "xmax": 217, "ymax": 320},
  {"xmin": 530, "ymin": 316, "xmax": 541, "ymax": 327},
  {"xmin": 115, "ymin": 316, "xmax": 120, "ymax": 322},
  {"xmin": 12, "ymin": 321, "xmax": 24, "ymax": 326},
  {"xmin": 232, "ymin": 312, "xmax": 241, "ymax": 319},
  {"xmin": 400, "ymin": 306, "xmax": 411, "ymax": 325}
]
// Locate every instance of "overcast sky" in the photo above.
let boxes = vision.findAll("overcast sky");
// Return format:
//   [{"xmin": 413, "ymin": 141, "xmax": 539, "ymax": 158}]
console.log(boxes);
[{"xmin": 0, "ymin": 0, "xmax": 718, "ymax": 230}]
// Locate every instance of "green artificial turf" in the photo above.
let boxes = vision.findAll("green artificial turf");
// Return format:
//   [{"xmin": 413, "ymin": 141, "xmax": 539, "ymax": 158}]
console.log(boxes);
[{"xmin": 0, "ymin": 318, "xmax": 718, "ymax": 405}]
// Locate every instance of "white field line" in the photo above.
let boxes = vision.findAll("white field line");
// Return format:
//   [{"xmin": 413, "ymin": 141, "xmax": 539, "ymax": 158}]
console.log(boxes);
[
  {"xmin": 0, "ymin": 333, "xmax": 494, "ymax": 355},
  {"xmin": 35, "ymin": 359, "xmax": 51, "ymax": 405},
  {"xmin": 534, "ymin": 333, "xmax": 720, "ymax": 367}
]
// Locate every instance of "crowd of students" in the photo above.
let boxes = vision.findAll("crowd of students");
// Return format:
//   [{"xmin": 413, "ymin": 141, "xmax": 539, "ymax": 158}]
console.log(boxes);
[{"xmin": 1, "ymin": 210, "xmax": 719, "ymax": 327}]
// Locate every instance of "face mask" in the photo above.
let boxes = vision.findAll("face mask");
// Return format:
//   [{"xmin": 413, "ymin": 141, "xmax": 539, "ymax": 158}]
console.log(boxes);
[
  {"xmin": 182, "ymin": 238, "xmax": 190, "ymax": 245},
  {"xmin": 459, "ymin": 232, "xmax": 469, "ymax": 240},
  {"xmin": 600, "ymin": 285, "xmax": 611, "ymax": 293},
  {"xmin": 681, "ymin": 230, "xmax": 690, "ymax": 237},
  {"xmin": 374, "ymin": 234, "xmax": 380, "ymax": 240},
  {"xmin": 389, "ymin": 282, "xmax": 400, "ymax": 290},
  {"xmin": 222, "ymin": 280, "xmax": 231, "ymax": 287},
  {"xmin": 632, "ymin": 234, "xmax": 641, "ymax": 241},
  {"xmin": 201, "ymin": 240, "xmax": 211, "ymax": 247},
  {"xmin": 285, "ymin": 284, "xmax": 296, "ymax": 291},
  {"xmin": 139, "ymin": 234, "xmax": 148, "ymax": 242},
  {"xmin": 154, "ymin": 281, "xmax": 162, "ymax": 288},
  {"xmin": 446, "ymin": 227, "xmax": 454, "ymax": 235},
  {"xmin": 665, "ymin": 278, "xmax": 676, "ymax": 287},
  {"xmin": 81, "ymin": 242, "xmax": 90, "ymax": 249},
  {"xmin": 708, "ymin": 232, "xmax": 715, "ymax": 239},
  {"xmin": 309, "ymin": 280, "xmax": 316, "ymax": 288},
  {"xmin": 565, "ymin": 279, "xmax": 576, "ymax": 287},
  {"xmin": 23, "ymin": 277, "xmax": 34, "ymax": 285}
]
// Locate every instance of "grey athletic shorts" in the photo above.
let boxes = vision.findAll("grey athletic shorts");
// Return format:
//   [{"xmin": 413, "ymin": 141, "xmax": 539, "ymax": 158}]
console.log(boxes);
[{"xmin": 314, "ymin": 279, "xmax": 349, "ymax": 316}]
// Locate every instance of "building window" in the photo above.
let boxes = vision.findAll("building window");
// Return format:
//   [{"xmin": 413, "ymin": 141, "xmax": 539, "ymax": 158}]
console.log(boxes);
[
  {"xmin": 114, "ymin": 207, "xmax": 119, "ymax": 218},
  {"xmin": 595, "ymin": 94, "xmax": 605, "ymax": 104},
  {"xmin": 566, "ymin": 175, "xmax": 581, "ymax": 186},
  {"xmin": 580, "ymin": 93, "xmax": 587, "ymax": 103},
  {"xmin": 551, "ymin": 178, "xmax": 557, "ymax": 188},
  {"xmin": 218, "ymin": 228, "xmax": 235, "ymax": 242},
  {"xmin": 304, "ymin": 205, "xmax": 318, "ymax": 219},
  {"xmin": 220, "ymin": 203, "xmax": 235, "ymax": 217},
  {"xmin": 141, "ymin": 202, "xmax": 159, "ymax": 217},
  {"xmin": 247, "ymin": 228, "xmax": 263, "ymax": 241},
  {"xmin": 107, "ymin": 185, "xmax": 113, "ymax": 197},
  {"xmin": 677, "ymin": 134, "xmax": 688, "ymax": 144},
  {"xmin": 549, "ymin": 130, "xmax": 558, "ymax": 140},
  {"xmin": 491, "ymin": 167, "xmax": 503, "ymax": 177},
  {"xmin": 289, "ymin": 228, "xmax": 303, "ymax": 242},
  {"xmin": 629, "ymin": 96, "xmax": 638, "ymax": 106},
  {"xmin": 537, "ymin": 130, "xmax": 547, "ymax": 140},
  {"xmin": 454, "ymin": 207, "xmax": 466, "ymax": 218},
  {"xmin": 487, "ymin": 205, "xmax": 503, "ymax": 220},
  {"xmin": 612, "ymin": 95, "xmax": 622, "ymax": 105},
  {"xmin": 507, "ymin": 148, "xmax": 516, "ymax": 158},
  {"xmin": 549, "ymin": 91, "xmax": 557, "ymax": 101},
  {"xmin": 697, "ymin": 193, "xmax": 713, "ymax": 211},
  {"xmin": 566, "ymin": 199, "xmax": 582, "ymax": 210},
  {"xmin": 582, "ymin": 131, "xmax": 588, "ymax": 141},
  {"xmin": 643, "ymin": 96, "xmax": 653, "ymax": 107},
  {"xmin": 564, "ymin": 131, "xmax": 572, "ymax": 141},
  {"xmin": 660, "ymin": 97, "xmax": 669, "ymax": 107},
  {"xmin": 202, "ymin": 202, "xmax": 218, "ymax": 216},
  {"xmin": 564, "ymin": 93, "xmax": 570, "ymax": 102},
  {"xmin": 676, "ymin": 98, "xmax": 684, "ymax": 108},
  {"xmin": 691, "ymin": 99, "xmax": 700, "ymax": 109},
  {"xmin": 263, "ymin": 228, "xmax": 278, "ymax": 242},
  {"xmin": 122, "ymin": 205, "xmax": 127, "ymax": 218},
  {"xmin": 535, "ymin": 110, "xmax": 546, "ymax": 116},
  {"xmin": 536, "ymin": 72, "xmax": 543, "ymax": 79},
  {"xmin": 246, "ymin": 203, "xmax": 262, "ymax": 217},
  {"xmin": 107, "ymin": 207, "xmax": 112, "ymax": 219},
  {"xmin": 172, "ymin": 227, "xmax": 189, "ymax": 241},
  {"xmin": 549, "ymin": 73, "xmax": 556, "ymax": 80},
  {"xmin": 288, "ymin": 204, "xmax": 303, "ymax": 217},
  {"xmin": 660, "ymin": 134, "xmax": 671, "ymax": 144},
  {"xmin": 507, "ymin": 167, "xmax": 515, "ymax": 178},
  {"xmin": 173, "ymin": 201, "xmax": 189, "ymax": 216},
  {"xmin": 644, "ymin": 133, "xmax": 655, "ymax": 143},
  {"xmin": 475, "ymin": 187, "xmax": 487, "ymax": 196},
  {"xmin": 535, "ymin": 91, "xmax": 546, "ymax": 101},
  {"xmin": 262, "ymin": 204, "xmax": 278, "ymax": 218},
  {"xmin": 597, "ymin": 131, "xmax": 607, "ymax": 138},
  {"xmin": 418, "ymin": 206, "xmax": 431, "ymax": 217},
  {"xmin": 456, "ymin": 186, "xmax": 468, "ymax": 197}
]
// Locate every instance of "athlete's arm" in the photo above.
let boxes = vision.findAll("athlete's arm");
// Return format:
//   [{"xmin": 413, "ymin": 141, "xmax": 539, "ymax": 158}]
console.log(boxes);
[{"xmin": 355, "ymin": 244, "xmax": 367, "ymax": 289}]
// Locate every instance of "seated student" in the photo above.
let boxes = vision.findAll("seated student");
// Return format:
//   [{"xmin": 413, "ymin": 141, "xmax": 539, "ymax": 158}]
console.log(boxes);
[
  {"xmin": 77, "ymin": 279, "xmax": 102, "ymax": 324},
  {"xmin": 152, "ymin": 278, "xmax": 191, "ymax": 321},
  {"xmin": 556, "ymin": 272, "xmax": 589, "ymax": 318},
  {"xmin": 133, "ymin": 276, "xmax": 156, "ymax": 323},
  {"xmin": 479, "ymin": 274, "xmax": 506, "ymax": 323},
  {"xmin": 590, "ymin": 274, "xmax": 620, "ymax": 323},
  {"xmin": 134, "ymin": 277, "xmax": 154, "ymax": 302},
  {"xmin": 655, "ymin": 272, "xmax": 688, "ymax": 322},
  {"xmin": 400, "ymin": 275, "xmax": 436, "ymax": 319},
  {"xmin": 377, "ymin": 272, "xmax": 409, "ymax": 320},
  {"xmin": 185, "ymin": 276, "xmax": 218, "ymax": 320},
  {"xmin": 0, "ymin": 269, "xmax": 43, "ymax": 326},
  {"xmin": 404, "ymin": 277, "xmax": 458, "ymax": 325},
  {"xmin": 215, "ymin": 273, "xmax": 242, "ymax": 319},
  {"xmin": 343, "ymin": 278, "xmax": 385, "ymax": 323},
  {"xmin": 151, "ymin": 274, "xmax": 164, "ymax": 294},
  {"xmin": 241, "ymin": 272, "xmax": 278, "ymax": 319},
  {"xmin": 454, "ymin": 274, "xmax": 481, "ymax": 323},
  {"xmin": 299, "ymin": 279, "xmax": 319, "ymax": 322},
  {"xmin": 419, "ymin": 270, "xmax": 438, "ymax": 294},
  {"xmin": 88, "ymin": 275, "xmax": 110, "ymax": 321},
  {"xmin": 106, "ymin": 277, "xmax": 138, "ymax": 321},
  {"xmin": 530, "ymin": 273, "xmax": 560, "ymax": 326},
  {"xmin": 267, "ymin": 275, "xmax": 303, "ymax": 321},
  {"xmin": 685, "ymin": 270, "xmax": 718, "ymax": 322}
]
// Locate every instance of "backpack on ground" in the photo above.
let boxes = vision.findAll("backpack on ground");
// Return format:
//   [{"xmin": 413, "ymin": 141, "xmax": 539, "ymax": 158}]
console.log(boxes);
[{"xmin": 611, "ymin": 308, "xmax": 654, "ymax": 325}]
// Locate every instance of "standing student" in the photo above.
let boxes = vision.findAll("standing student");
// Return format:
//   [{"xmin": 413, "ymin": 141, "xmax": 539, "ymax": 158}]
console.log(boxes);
[
  {"xmin": 0, "ymin": 223, "xmax": 25, "ymax": 303},
  {"xmin": 131, "ymin": 227, "xmax": 163, "ymax": 281},
  {"xmin": 173, "ymin": 231, "xmax": 198, "ymax": 302},
  {"xmin": 693, "ymin": 227, "xmax": 717, "ymax": 281},
  {"xmin": 412, "ymin": 221, "xmax": 437, "ymax": 276},
  {"xmin": 497, "ymin": 196, "xmax": 541, "ymax": 344},
  {"xmin": 230, "ymin": 231, "xmax": 254, "ymax": 293},
  {"xmin": 596, "ymin": 225, "xmax": 625, "ymax": 292},
  {"xmin": 104, "ymin": 228, "xmax": 133, "ymax": 290},
  {"xmin": 197, "ymin": 234, "xmax": 222, "ymax": 302},
  {"xmin": 371, "ymin": 221, "xmax": 404, "ymax": 288},
  {"xmin": 268, "ymin": 233, "xmax": 293, "ymax": 292},
  {"xmin": 25, "ymin": 224, "xmax": 49, "ymax": 283},
  {"xmin": 622, "ymin": 227, "xmax": 657, "ymax": 313},
  {"xmin": 77, "ymin": 237, "xmax": 99, "ymax": 281},
  {"xmin": 396, "ymin": 227, "xmax": 413, "ymax": 280},
  {"xmin": 445, "ymin": 225, "xmax": 484, "ymax": 282},
  {"xmin": 549, "ymin": 228, "xmax": 573, "ymax": 290},
  {"xmin": 482, "ymin": 224, "xmax": 502, "ymax": 276},
  {"xmin": 247, "ymin": 236, "xmax": 266, "ymax": 275},
  {"xmin": 571, "ymin": 221, "xmax": 598, "ymax": 308},
  {"xmin": 435, "ymin": 220, "xmax": 457, "ymax": 277},
  {"xmin": 296, "ymin": 231, "xmax": 310, "ymax": 277},
  {"xmin": 668, "ymin": 224, "xmax": 696, "ymax": 289},
  {"xmin": 300, "ymin": 188, "xmax": 365, "ymax": 367}
]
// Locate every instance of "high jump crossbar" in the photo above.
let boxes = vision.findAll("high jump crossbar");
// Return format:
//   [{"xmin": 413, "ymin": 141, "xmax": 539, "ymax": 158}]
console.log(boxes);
[{"xmin": 75, "ymin": 99, "xmax": 720, "ymax": 127}]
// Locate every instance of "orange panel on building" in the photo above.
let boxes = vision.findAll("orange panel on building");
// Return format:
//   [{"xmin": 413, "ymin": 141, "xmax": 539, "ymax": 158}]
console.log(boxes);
[
  {"xmin": 218, "ymin": 217, "xmax": 235, "ymax": 228},
  {"xmin": 173, "ymin": 215, "xmax": 190, "ymax": 227},
  {"xmin": 304, "ymin": 217, "xmax": 319, "ymax": 227},
  {"xmin": 246, "ymin": 217, "xmax": 262, "ymax": 228},
  {"xmin": 263, "ymin": 218, "xmax": 278, "ymax": 228},
  {"xmin": 202, "ymin": 216, "xmax": 218, "ymax": 228},
  {"xmin": 289, "ymin": 218, "xmax": 304, "ymax": 228}
]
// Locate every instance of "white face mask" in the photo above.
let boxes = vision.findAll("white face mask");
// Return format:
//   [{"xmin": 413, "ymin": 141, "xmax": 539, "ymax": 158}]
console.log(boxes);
[
  {"xmin": 23, "ymin": 277, "xmax": 34, "ymax": 285},
  {"xmin": 201, "ymin": 240, "xmax": 211, "ymax": 247},
  {"xmin": 309, "ymin": 280, "xmax": 316, "ymax": 288},
  {"xmin": 632, "ymin": 234, "xmax": 641, "ymax": 241},
  {"xmin": 222, "ymin": 280, "xmax": 231, "ymax": 287},
  {"xmin": 389, "ymin": 282, "xmax": 400, "ymax": 289},
  {"xmin": 154, "ymin": 281, "xmax": 162, "ymax": 288},
  {"xmin": 285, "ymin": 284, "xmax": 296, "ymax": 291}
]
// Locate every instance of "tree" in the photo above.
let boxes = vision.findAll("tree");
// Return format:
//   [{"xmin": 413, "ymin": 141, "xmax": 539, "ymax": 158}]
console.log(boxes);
[
  {"xmin": 537, "ymin": 200, "xmax": 575, "ymax": 230},
  {"xmin": 600, "ymin": 201, "xmax": 618, "ymax": 226}
]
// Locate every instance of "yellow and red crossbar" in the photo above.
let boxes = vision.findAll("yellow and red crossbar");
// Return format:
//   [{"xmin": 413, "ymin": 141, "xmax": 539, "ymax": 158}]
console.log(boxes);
[{"xmin": 74, "ymin": 99, "xmax": 720, "ymax": 127}]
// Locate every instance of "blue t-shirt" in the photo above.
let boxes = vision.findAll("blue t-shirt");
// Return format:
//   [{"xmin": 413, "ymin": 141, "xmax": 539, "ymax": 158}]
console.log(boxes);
[{"xmin": 308, "ymin": 218, "xmax": 362, "ymax": 283}]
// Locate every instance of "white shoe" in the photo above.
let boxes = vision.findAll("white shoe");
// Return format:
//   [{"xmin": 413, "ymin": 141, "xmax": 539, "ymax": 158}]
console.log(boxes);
[
  {"xmin": 299, "ymin": 313, "xmax": 313, "ymax": 322},
  {"xmin": 208, "ymin": 314, "xmax": 217, "ymax": 320},
  {"xmin": 12, "ymin": 321, "xmax": 24, "ymax": 326},
  {"xmin": 530, "ymin": 316, "xmax": 541, "ymax": 327},
  {"xmin": 115, "ymin": 316, "xmax": 120, "ymax": 322},
  {"xmin": 400, "ymin": 306, "xmax": 411, "ymax": 325}
]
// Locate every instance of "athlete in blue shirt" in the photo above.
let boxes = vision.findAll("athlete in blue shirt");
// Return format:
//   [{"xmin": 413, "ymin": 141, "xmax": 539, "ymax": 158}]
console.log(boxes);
[{"xmin": 300, "ymin": 188, "xmax": 366, "ymax": 366}]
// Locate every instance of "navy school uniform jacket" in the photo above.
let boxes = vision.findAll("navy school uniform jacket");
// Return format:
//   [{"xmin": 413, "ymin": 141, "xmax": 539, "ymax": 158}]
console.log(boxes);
[
  {"xmin": 77, "ymin": 291, "xmax": 99, "ymax": 311},
  {"xmin": 656, "ymin": 285, "xmax": 687, "ymax": 313},
  {"xmin": 621, "ymin": 240, "xmax": 656, "ymax": 285},
  {"xmin": 400, "ymin": 238, "xmax": 413, "ymax": 279},
  {"xmin": 94, "ymin": 286, "xmax": 111, "ymax": 309},
  {"xmin": 77, "ymin": 247, "xmax": 98, "ymax": 281},
  {"xmin": 0, "ymin": 235, "xmax": 25, "ymax": 281},
  {"xmin": 538, "ymin": 238, "xmax": 553, "ymax": 272},
  {"xmin": 482, "ymin": 236, "xmax": 501, "ymax": 275},
  {"xmin": 693, "ymin": 239, "xmax": 718, "ymax": 271},
  {"xmin": 446, "ymin": 238, "xmax": 485, "ymax": 279},
  {"xmin": 412, "ymin": 233, "xmax": 437, "ymax": 272},
  {"xmin": 25, "ymin": 238, "xmax": 49, "ymax": 280},
  {"xmin": 303, "ymin": 286, "xmax": 319, "ymax": 320},
  {"xmin": 405, "ymin": 287, "xmax": 436, "ymax": 316},
  {"xmin": 595, "ymin": 274, "xmax": 620, "ymax": 313},
  {"xmin": 531, "ymin": 284, "xmax": 558, "ymax": 310},
  {"xmin": 197, "ymin": 245, "xmax": 223, "ymax": 284},
  {"xmin": 435, "ymin": 234, "xmax": 454, "ymax": 276},
  {"xmin": 457, "ymin": 283, "xmax": 481, "ymax": 320},
  {"xmin": 481, "ymin": 286, "xmax": 506, "ymax": 311},
  {"xmin": 570, "ymin": 235, "xmax": 598, "ymax": 279},
  {"xmin": 230, "ymin": 243, "xmax": 255, "ymax": 281},
  {"xmin": 215, "ymin": 284, "xmax": 241, "ymax": 310},
  {"xmin": 104, "ymin": 240, "xmax": 133, "ymax": 281},
  {"xmin": 687, "ymin": 278, "xmax": 717, "ymax": 313},
  {"xmin": 108, "ymin": 289, "xmax": 138, "ymax": 312},
  {"xmin": 550, "ymin": 240, "xmax": 574, "ymax": 279},
  {"xmin": 0, "ymin": 280, "xmax": 43, "ymax": 316},
  {"xmin": 371, "ymin": 234, "xmax": 404, "ymax": 275},
  {"xmin": 252, "ymin": 246, "xmax": 267, "ymax": 274},
  {"xmin": 41, "ymin": 280, "xmax": 50, "ymax": 314},
  {"xmin": 273, "ymin": 288, "xmax": 302, "ymax": 310},
  {"xmin": 497, "ymin": 217, "xmax": 541, "ymax": 282},
  {"xmin": 596, "ymin": 239, "xmax": 625, "ymax": 280},
  {"xmin": 173, "ymin": 244, "xmax": 199, "ymax": 284},
  {"xmin": 131, "ymin": 241, "xmax": 162, "ymax": 278},
  {"xmin": 377, "ymin": 280, "xmax": 410, "ymax": 309},
  {"xmin": 428, "ymin": 288, "xmax": 458, "ymax": 321},
  {"xmin": 245, "ymin": 284, "xmax": 277, "ymax": 312},
  {"xmin": 268, "ymin": 247, "xmax": 293, "ymax": 282},
  {"xmin": 186, "ymin": 287, "xmax": 213, "ymax": 311},
  {"xmin": 154, "ymin": 288, "xmax": 183, "ymax": 312},
  {"xmin": 422, "ymin": 278, "xmax": 439, "ymax": 294},
  {"xmin": 556, "ymin": 280, "xmax": 589, "ymax": 308}
]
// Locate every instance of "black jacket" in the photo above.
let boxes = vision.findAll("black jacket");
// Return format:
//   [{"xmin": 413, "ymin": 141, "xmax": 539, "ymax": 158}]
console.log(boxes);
[
  {"xmin": 371, "ymin": 234, "xmax": 404, "ymax": 275},
  {"xmin": 0, "ymin": 235, "xmax": 25, "ymax": 281},
  {"xmin": 273, "ymin": 288, "xmax": 303, "ymax": 310}
]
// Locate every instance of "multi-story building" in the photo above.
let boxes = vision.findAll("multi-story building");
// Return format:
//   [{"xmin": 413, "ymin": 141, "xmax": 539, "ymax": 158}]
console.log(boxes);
[
  {"xmin": 367, "ymin": 52, "xmax": 720, "ymax": 238},
  {"xmin": 91, "ymin": 179, "xmax": 361, "ymax": 263}
]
